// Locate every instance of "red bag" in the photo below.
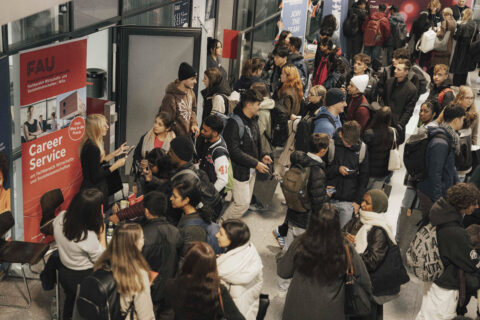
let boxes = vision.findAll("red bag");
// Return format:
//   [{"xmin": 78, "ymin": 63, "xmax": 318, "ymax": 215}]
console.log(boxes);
[{"xmin": 364, "ymin": 19, "xmax": 382, "ymax": 46}]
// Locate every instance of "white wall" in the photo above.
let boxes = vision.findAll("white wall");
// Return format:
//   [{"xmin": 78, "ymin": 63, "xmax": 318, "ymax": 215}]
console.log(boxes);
[{"xmin": 86, "ymin": 29, "xmax": 109, "ymax": 72}]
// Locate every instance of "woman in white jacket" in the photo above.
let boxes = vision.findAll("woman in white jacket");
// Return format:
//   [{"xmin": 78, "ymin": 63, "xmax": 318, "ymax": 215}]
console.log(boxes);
[{"xmin": 216, "ymin": 219, "xmax": 263, "ymax": 320}]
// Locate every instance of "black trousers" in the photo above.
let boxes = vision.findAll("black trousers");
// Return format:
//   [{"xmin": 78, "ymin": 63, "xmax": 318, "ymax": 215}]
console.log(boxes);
[{"xmin": 58, "ymin": 263, "xmax": 93, "ymax": 320}]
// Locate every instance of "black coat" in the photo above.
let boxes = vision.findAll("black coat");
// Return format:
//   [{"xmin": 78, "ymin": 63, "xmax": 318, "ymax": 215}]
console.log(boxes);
[
  {"xmin": 286, "ymin": 151, "xmax": 329, "ymax": 228},
  {"xmin": 223, "ymin": 106, "xmax": 263, "ymax": 182},
  {"xmin": 382, "ymin": 77, "xmax": 418, "ymax": 140},
  {"xmin": 80, "ymin": 141, "xmax": 110, "ymax": 207},
  {"xmin": 450, "ymin": 20, "xmax": 478, "ymax": 74},
  {"xmin": 233, "ymin": 75, "xmax": 263, "ymax": 95},
  {"xmin": 427, "ymin": 79, "xmax": 455, "ymax": 110},
  {"xmin": 429, "ymin": 197, "xmax": 480, "ymax": 291},
  {"xmin": 200, "ymin": 82, "xmax": 232, "ymax": 122},
  {"xmin": 362, "ymin": 127, "xmax": 394, "ymax": 178},
  {"xmin": 141, "ymin": 217, "xmax": 183, "ymax": 305},
  {"xmin": 326, "ymin": 133, "xmax": 369, "ymax": 204}
]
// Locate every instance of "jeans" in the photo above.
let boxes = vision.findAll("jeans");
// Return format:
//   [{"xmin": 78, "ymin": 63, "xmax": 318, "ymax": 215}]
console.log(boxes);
[
  {"xmin": 58, "ymin": 264, "xmax": 93, "ymax": 320},
  {"xmin": 222, "ymin": 171, "xmax": 256, "ymax": 221},
  {"xmin": 330, "ymin": 200, "xmax": 354, "ymax": 228},
  {"xmin": 364, "ymin": 46, "xmax": 382, "ymax": 62},
  {"xmin": 284, "ymin": 225, "xmax": 306, "ymax": 250},
  {"xmin": 367, "ymin": 177, "xmax": 386, "ymax": 191}
]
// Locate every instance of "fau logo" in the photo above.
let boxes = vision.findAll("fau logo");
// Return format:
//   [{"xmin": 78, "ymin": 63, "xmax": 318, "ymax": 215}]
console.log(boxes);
[{"xmin": 27, "ymin": 57, "xmax": 55, "ymax": 76}]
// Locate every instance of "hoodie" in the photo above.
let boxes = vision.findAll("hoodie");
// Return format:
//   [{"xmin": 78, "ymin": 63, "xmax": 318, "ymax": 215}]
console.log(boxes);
[
  {"xmin": 217, "ymin": 243, "xmax": 263, "ymax": 320},
  {"xmin": 258, "ymin": 98, "xmax": 275, "ymax": 155},
  {"xmin": 159, "ymin": 81, "xmax": 197, "ymax": 136},
  {"xmin": 286, "ymin": 151, "xmax": 329, "ymax": 228},
  {"xmin": 313, "ymin": 106, "xmax": 342, "ymax": 137},
  {"xmin": 429, "ymin": 198, "xmax": 480, "ymax": 291}
]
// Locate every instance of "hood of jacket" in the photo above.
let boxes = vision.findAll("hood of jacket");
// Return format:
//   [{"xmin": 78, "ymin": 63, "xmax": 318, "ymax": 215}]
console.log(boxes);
[
  {"xmin": 289, "ymin": 53, "xmax": 304, "ymax": 62},
  {"xmin": 429, "ymin": 197, "xmax": 463, "ymax": 226},
  {"xmin": 217, "ymin": 243, "xmax": 263, "ymax": 285},
  {"xmin": 390, "ymin": 12, "xmax": 404, "ymax": 23},
  {"xmin": 333, "ymin": 131, "xmax": 362, "ymax": 152},
  {"xmin": 369, "ymin": 11, "xmax": 386, "ymax": 21},
  {"xmin": 428, "ymin": 125, "xmax": 453, "ymax": 143},
  {"xmin": 290, "ymin": 150, "xmax": 325, "ymax": 168},
  {"xmin": 166, "ymin": 80, "xmax": 188, "ymax": 97},
  {"xmin": 260, "ymin": 98, "xmax": 275, "ymax": 110}
]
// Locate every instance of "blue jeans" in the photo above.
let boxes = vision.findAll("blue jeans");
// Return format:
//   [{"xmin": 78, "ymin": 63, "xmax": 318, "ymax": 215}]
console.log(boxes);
[
  {"xmin": 330, "ymin": 200, "xmax": 354, "ymax": 228},
  {"xmin": 364, "ymin": 46, "xmax": 382, "ymax": 62}
]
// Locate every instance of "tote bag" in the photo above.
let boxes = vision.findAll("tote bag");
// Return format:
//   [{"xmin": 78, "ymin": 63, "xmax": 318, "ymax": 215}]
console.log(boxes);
[
  {"xmin": 434, "ymin": 30, "xmax": 451, "ymax": 52},
  {"xmin": 344, "ymin": 245, "xmax": 371, "ymax": 316},
  {"xmin": 416, "ymin": 28, "xmax": 437, "ymax": 53},
  {"xmin": 388, "ymin": 128, "xmax": 402, "ymax": 171}
]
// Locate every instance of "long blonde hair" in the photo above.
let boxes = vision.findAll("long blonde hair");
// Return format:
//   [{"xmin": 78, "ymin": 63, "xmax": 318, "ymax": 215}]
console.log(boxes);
[
  {"xmin": 81, "ymin": 114, "xmax": 107, "ymax": 161},
  {"xmin": 94, "ymin": 223, "xmax": 150, "ymax": 295},
  {"xmin": 427, "ymin": 0, "xmax": 441, "ymax": 12},
  {"xmin": 454, "ymin": 86, "xmax": 477, "ymax": 128},
  {"xmin": 279, "ymin": 65, "xmax": 304, "ymax": 100},
  {"xmin": 462, "ymin": 8, "xmax": 473, "ymax": 22}
]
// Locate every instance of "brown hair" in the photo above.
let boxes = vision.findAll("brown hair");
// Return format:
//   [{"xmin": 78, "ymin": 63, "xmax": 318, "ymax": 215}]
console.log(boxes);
[
  {"xmin": 427, "ymin": 0, "xmax": 441, "ymax": 12},
  {"xmin": 434, "ymin": 64, "xmax": 449, "ymax": 75},
  {"xmin": 454, "ymin": 86, "xmax": 478, "ymax": 128},
  {"xmin": 462, "ymin": 8, "xmax": 473, "ymax": 22},
  {"xmin": 442, "ymin": 7, "xmax": 453, "ymax": 18},
  {"xmin": 241, "ymin": 58, "xmax": 265, "ymax": 77},
  {"xmin": 396, "ymin": 58, "xmax": 412, "ymax": 71},
  {"xmin": 342, "ymin": 121, "xmax": 361, "ymax": 145},
  {"xmin": 250, "ymin": 82, "xmax": 270, "ymax": 98},
  {"xmin": 310, "ymin": 133, "xmax": 330, "ymax": 153},
  {"xmin": 95, "ymin": 223, "xmax": 150, "ymax": 295},
  {"xmin": 353, "ymin": 53, "xmax": 371, "ymax": 67},
  {"xmin": 446, "ymin": 183, "xmax": 480, "ymax": 211},
  {"xmin": 204, "ymin": 68, "xmax": 223, "ymax": 88}
]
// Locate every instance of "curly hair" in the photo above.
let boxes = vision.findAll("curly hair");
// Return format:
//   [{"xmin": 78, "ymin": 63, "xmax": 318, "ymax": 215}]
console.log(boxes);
[
  {"xmin": 295, "ymin": 203, "xmax": 347, "ymax": 285},
  {"xmin": 0, "ymin": 152, "xmax": 8, "ymax": 188},
  {"xmin": 278, "ymin": 64, "xmax": 303, "ymax": 100},
  {"xmin": 446, "ymin": 183, "xmax": 480, "ymax": 211}
]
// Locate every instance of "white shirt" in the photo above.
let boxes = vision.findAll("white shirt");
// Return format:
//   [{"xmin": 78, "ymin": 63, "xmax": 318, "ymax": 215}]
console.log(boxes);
[{"xmin": 53, "ymin": 211, "xmax": 105, "ymax": 270}]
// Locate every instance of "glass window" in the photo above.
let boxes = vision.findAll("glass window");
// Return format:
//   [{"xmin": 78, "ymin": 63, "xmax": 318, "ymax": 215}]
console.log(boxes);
[
  {"xmin": 252, "ymin": 18, "xmax": 277, "ymax": 61},
  {"xmin": 123, "ymin": 5, "xmax": 174, "ymax": 26},
  {"xmin": 255, "ymin": 0, "xmax": 281, "ymax": 21},
  {"xmin": 74, "ymin": 0, "xmax": 118, "ymax": 29},
  {"xmin": 236, "ymin": 0, "xmax": 254, "ymax": 30},
  {"xmin": 8, "ymin": 5, "xmax": 69, "ymax": 48},
  {"xmin": 123, "ymin": 0, "xmax": 169, "ymax": 12}
]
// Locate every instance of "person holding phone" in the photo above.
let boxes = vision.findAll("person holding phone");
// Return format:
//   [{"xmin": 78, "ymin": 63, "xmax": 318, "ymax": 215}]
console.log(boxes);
[
  {"xmin": 80, "ymin": 114, "xmax": 130, "ymax": 208},
  {"xmin": 325, "ymin": 121, "xmax": 369, "ymax": 228}
]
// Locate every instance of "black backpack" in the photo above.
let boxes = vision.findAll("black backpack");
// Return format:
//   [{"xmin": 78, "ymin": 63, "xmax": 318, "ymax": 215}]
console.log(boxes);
[
  {"xmin": 270, "ymin": 101, "xmax": 290, "ymax": 147},
  {"xmin": 343, "ymin": 9, "xmax": 360, "ymax": 37},
  {"xmin": 390, "ymin": 17, "xmax": 407, "ymax": 49},
  {"xmin": 294, "ymin": 113, "xmax": 336, "ymax": 152},
  {"xmin": 409, "ymin": 66, "xmax": 428, "ymax": 95},
  {"xmin": 76, "ymin": 268, "xmax": 134, "ymax": 320},
  {"xmin": 403, "ymin": 128, "xmax": 450, "ymax": 182}
]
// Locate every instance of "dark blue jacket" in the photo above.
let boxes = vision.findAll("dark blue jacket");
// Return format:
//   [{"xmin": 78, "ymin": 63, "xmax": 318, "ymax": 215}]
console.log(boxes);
[{"xmin": 417, "ymin": 126, "xmax": 459, "ymax": 202}]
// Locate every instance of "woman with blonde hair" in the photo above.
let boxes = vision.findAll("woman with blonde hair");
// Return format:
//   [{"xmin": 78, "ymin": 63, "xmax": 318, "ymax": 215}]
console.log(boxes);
[
  {"xmin": 80, "ymin": 114, "xmax": 130, "ymax": 207},
  {"xmin": 94, "ymin": 223, "xmax": 155, "ymax": 320},
  {"xmin": 302, "ymin": 85, "xmax": 326, "ymax": 117},
  {"xmin": 278, "ymin": 64, "xmax": 303, "ymax": 118},
  {"xmin": 431, "ymin": 7, "xmax": 457, "ymax": 67},
  {"xmin": 165, "ymin": 242, "xmax": 245, "ymax": 320},
  {"xmin": 426, "ymin": 0, "xmax": 442, "ymax": 26},
  {"xmin": 450, "ymin": 8, "xmax": 478, "ymax": 86}
]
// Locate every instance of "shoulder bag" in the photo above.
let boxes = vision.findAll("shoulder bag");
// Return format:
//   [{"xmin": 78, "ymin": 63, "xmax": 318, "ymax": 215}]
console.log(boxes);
[
  {"xmin": 388, "ymin": 127, "xmax": 402, "ymax": 171},
  {"xmin": 344, "ymin": 244, "xmax": 371, "ymax": 316},
  {"xmin": 433, "ymin": 21, "xmax": 451, "ymax": 52}
]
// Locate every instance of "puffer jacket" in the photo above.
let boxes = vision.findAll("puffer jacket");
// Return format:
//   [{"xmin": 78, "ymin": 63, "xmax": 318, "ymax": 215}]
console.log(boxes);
[
  {"xmin": 200, "ymin": 81, "xmax": 232, "ymax": 122},
  {"xmin": 286, "ymin": 151, "xmax": 329, "ymax": 228},
  {"xmin": 217, "ymin": 243, "xmax": 263, "ymax": 320},
  {"xmin": 417, "ymin": 126, "xmax": 459, "ymax": 202},
  {"xmin": 258, "ymin": 98, "xmax": 275, "ymax": 156},
  {"xmin": 427, "ymin": 79, "xmax": 454, "ymax": 111},
  {"xmin": 362, "ymin": 127, "xmax": 394, "ymax": 178},
  {"xmin": 223, "ymin": 106, "xmax": 264, "ymax": 181},
  {"xmin": 429, "ymin": 198, "xmax": 480, "ymax": 291},
  {"xmin": 233, "ymin": 75, "xmax": 264, "ymax": 95},
  {"xmin": 159, "ymin": 81, "xmax": 197, "ymax": 136},
  {"xmin": 141, "ymin": 217, "xmax": 183, "ymax": 305},
  {"xmin": 326, "ymin": 133, "xmax": 369, "ymax": 205}
]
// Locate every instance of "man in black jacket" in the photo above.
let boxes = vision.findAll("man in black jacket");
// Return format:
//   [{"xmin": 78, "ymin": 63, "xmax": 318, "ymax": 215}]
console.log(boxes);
[
  {"xmin": 326, "ymin": 121, "xmax": 369, "ymax": 227},
  {"xmin": 222, "ymin": 88, "xmax": 272, "ymax": 221},
  {"xmin": 450, "ymin": 0, "xmax": 469, "ymax": 21},
  {"xmin": 427, "ymin": 64, "xmax": 455, "ymax": 111},
  {"xmin": 270, "ymin": 46, "xmax": 289, "ymax": 98},
  {"xmin": 141, "ymin": 191, "xmax": 183, "ymax": 316},
  {"xmin": 381, "ymin": 58, "xmax": 418, "ymax": 144},
  {"xmin": 284, "ymin": 133, "xmax": 330, "ymax": 247},
  {"xmin": 417, "ymin": 183, "xmax": 480, "ymax": 319}
]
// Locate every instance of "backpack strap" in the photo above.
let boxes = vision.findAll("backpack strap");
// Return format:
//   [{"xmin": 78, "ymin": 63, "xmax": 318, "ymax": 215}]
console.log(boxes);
[
  {"xmin": 218, "ymin": 94, "xmax": 230, "ymax": 115},
  {"xmin": 359, "ymin": 142, "xmax": 366, "ymax": 163},
  {"xmin": 171, "ymin": 168, "xmax": 199, "ymax": 182},
  {"xmin": 316, "ymin": 113, "xmax": 337, "ymax": 129},
  {"xmin": 327, "ymin": 139, "xmax": 336, "ymax": 164},
  {"xmin": 438, "ymin": 88, "xmax": 453, "ymax": 106},
  {"xmin": 230, "ymin": 114, "xmax": 251, "ymax": 141}
]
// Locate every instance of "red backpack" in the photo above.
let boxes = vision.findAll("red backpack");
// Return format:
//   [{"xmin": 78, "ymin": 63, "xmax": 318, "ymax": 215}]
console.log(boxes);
[
  {"xmin": 364, "ymin": 18, "xmax": 383, "ymax": 46},
  {"xmin": 438, "ymin": 88, "xmax": 454, "ymax": 106}
]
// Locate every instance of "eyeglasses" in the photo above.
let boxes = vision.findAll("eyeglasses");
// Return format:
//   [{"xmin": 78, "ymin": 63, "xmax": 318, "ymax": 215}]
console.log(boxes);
[{"xmin": 464, "ymin": 96, "xmax": 474, "ymax": 100}]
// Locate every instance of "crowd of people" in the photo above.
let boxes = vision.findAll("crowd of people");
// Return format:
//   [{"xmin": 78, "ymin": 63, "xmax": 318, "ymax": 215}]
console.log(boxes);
[{"xmin": 41, "ymin": 1, "xmax": 480, "ymax": 319}]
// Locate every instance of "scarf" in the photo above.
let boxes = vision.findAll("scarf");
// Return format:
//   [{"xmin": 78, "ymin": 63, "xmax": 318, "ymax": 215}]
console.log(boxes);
[
  {"xmin": 354, "ymin": 209, "xmax": 396, "ymax": 254},
  {"xmin": 440, "ymin": 122, "xmax": 460, "ymax": 155},
  {"xmin": 141, "ymin": 129, "xmax": 174, "ymax": 158}
]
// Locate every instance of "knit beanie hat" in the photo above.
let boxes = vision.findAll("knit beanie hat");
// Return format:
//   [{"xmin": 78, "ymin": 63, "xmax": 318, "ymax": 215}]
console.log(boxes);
[
  {"xmin": 170, "ymin": 136, "xmax": 194, "ymax": 162},
  {"xmin": 366, "ymin": 189, "xmax": 389, "ymax": 213},
  {"xmin": 351, "ymin": 74, "xmax": 369, "ymax": 93},
  {"xmin": 178, "ymin": 62, "xmax": 197, "ymax": 81},
  {"xmin": 325, "ymin": 88, "xmax": 346, "ymax": 107}
]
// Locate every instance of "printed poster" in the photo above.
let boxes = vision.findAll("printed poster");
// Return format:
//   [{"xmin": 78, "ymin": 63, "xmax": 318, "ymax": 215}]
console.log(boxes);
[
  {"xmin": 283, "ymin": 0, "xmax": 310, "ymax": 53},
  {"xmin": 19, "ymin": 39, "xmax": 87, "ymax": 242},
  {"xmin": 0, "ymin": 56, "xmax": 11, "ymax": 216}
]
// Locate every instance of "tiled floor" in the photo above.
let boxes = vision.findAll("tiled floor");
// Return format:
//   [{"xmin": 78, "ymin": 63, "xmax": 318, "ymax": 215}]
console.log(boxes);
[{"xmin": 1, "ymin": 71, "xmax": 480, "ymax": 320}]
